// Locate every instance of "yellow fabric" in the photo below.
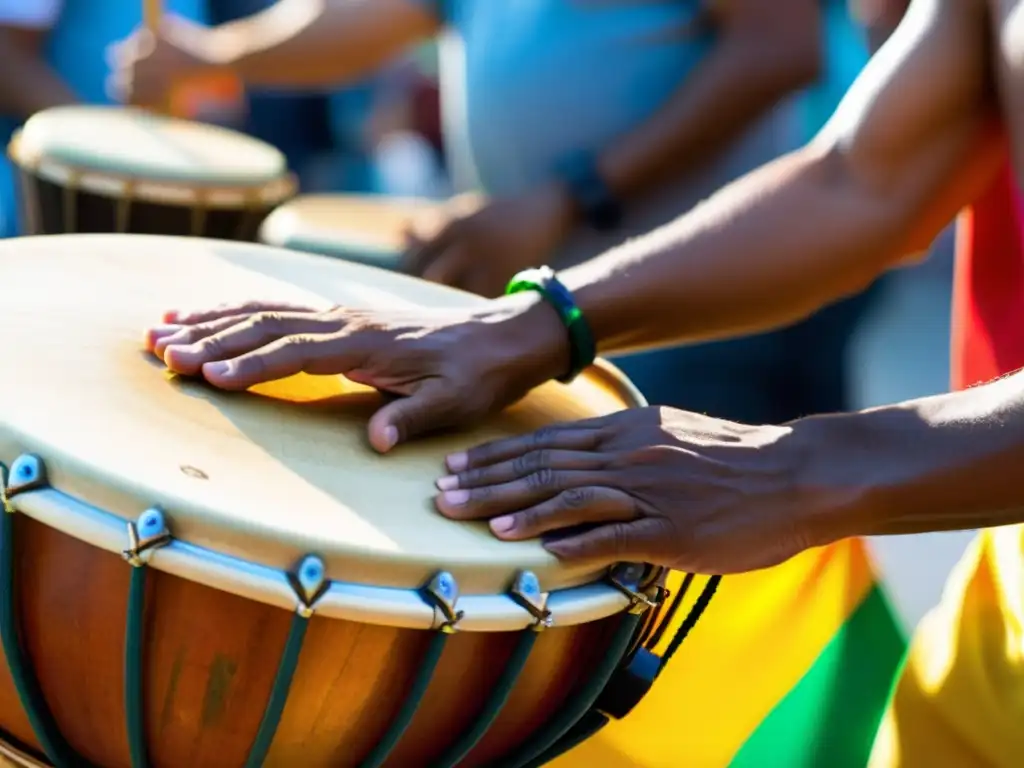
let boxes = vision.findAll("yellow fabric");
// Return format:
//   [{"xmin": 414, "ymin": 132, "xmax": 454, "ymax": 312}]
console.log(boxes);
[
  {"xmin": 552, "ymin": 538, "xmax": 876, "ymax": 768},
  {"xmin": 868, "ymin": 525, "xmax": 1024, "ymax": 768}
]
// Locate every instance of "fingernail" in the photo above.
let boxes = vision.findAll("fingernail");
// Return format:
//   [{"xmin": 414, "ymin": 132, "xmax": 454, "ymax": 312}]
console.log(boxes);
[
  {"xmin": 202, "ymin": 361, "xmax": 231, "ymax": 378},
  {"xmin": 446, "ymin": 452, "xmax": 468, "ymax": 472},
  {"xmin": 435, "ymin": 475, "xmax": 459, "ymax": 491},
  {"xmin": 442, "ymin": 489, "xmax": 470, "ymax": 506},
  {"xmin": 162, "ymin": 310, "xmax": 179, "ymax": 323},
  {"xmin": 490, "ymin": 516, "xmax": 515, "ymax": 534},
  {"xmin": 383, "ymin": 426, "xmax": 399, "ymax": 451}
]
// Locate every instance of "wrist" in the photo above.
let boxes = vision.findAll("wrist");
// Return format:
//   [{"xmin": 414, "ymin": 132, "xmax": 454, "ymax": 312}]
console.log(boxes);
[
  {"xmin": 786, "ymin": 409, "xmax": 903, "ymax": 547},
  {"xmin": 478, "ymin": 293, "xmax": 573, "ymax": 387}
]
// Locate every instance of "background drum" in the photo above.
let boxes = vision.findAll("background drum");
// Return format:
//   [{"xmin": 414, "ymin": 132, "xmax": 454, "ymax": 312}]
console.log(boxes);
[
  {"xmin": 7, "ymin": 106, "xmax": 295, "ymax": 240},
  {"xmin": 258, "ymin": 193, "xmax": 475, "ymax": 269},
  {"xmin": 0, "ymin": 234, "xmax": 707, "ymax": 768}
]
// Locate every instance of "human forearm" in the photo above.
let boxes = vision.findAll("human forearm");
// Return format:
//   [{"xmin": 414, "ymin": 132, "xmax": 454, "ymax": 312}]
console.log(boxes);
[
  {"xmin": 177, "ymin": 0, "xmax": 437, "ymax": 87},
  {"xmin": 795, "ymin": 372, "xmax": 1024, "ymax": 544},
  {"xmin": 599, "ymin": 15, "xmax": 819, "ymax": 199},
  {"xmin": 551, "ymin": 0, "xmax": 996, "ymax": 355},
  {"xmin": 0, "ymin": 29, "xmax": 77, "ymax": 117}
]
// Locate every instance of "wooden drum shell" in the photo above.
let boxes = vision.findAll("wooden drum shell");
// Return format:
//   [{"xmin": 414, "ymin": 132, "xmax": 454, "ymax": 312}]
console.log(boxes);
[
  {"xmin": 0, "ymin": 517, "xmax": 627, "ymax": 767},
  {"xmin": 14, "ymin": 170, "xmax": 284, "ymax": 241}
]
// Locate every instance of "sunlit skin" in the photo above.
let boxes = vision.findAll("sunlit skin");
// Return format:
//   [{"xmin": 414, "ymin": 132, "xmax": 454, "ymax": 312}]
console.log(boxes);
[{"xmin": 147, "ymin": 0, "xmax": 1024, "ymax": 576}]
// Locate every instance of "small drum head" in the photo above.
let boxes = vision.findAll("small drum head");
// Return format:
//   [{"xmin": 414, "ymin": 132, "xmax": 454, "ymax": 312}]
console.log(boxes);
[
  {"xmin": 0, "ymin": 235, "xmax": 643, "ymax": 628},
  {"xmin": 8, "ymin": 106, "xmax": 293, "ymax": 206},
  {"xmin": 259, "ymin": 194, "xmax": 452, "ymax": 268}
]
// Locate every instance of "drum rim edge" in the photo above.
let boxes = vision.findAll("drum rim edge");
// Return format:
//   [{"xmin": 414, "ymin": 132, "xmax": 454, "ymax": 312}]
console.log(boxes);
[
  {"xmin": 7, "ymin": 131, "xmax": 296, "ymax": 209},
  {"xmin": 1, "ymin": 360, "xmax": 645, "ymax": 633}
]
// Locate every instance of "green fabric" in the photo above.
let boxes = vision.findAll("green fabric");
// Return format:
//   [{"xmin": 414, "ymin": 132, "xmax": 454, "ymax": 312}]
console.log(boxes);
[{"xmin": 730, "ymin": 586, "xmax": 906, "ymax": 768}]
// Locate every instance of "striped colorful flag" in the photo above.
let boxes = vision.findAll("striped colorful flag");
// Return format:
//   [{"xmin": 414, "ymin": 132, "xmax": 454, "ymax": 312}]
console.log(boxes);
[{"xmin": 552, "ymin": 538, "xmax": 907, "ymax": 768}]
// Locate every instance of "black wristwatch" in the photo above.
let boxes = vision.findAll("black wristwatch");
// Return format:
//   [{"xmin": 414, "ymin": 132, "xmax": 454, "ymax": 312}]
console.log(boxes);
[{"xmin": 555, "ymin": 152, "xmax": 624, "ymax": 232}]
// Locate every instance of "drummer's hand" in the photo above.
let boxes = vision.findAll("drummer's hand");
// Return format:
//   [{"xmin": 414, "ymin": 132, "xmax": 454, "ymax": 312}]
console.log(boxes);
[
  {"xmin": 144, "ymin": 297, "xmax": 571, "ymax": 453},
  {"xmin": 107, "ymin": 16, "xmax": 212, "ymax": 108},
  {"xmin": 434, "ymin": 407, "xmax": 841, "ymax": 574},
  {"xmin": 402, "ymin": 183, "xmax": 575, "ymax": 298}
]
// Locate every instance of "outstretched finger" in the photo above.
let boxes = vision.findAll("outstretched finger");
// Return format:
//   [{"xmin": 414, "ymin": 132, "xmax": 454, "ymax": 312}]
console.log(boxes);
[
  {"xmin": 437, "ymin": 450, "xmax": 604, "ymax": 491},
  {"xmin": 162, "ymin": 312, "xmax": 343, "ymax": 376},
  {"xmin": 434, "ymin": 468, "xmax": 608, "ymax": 521},
  {"xmin": 198, "ymin": 333, "xmax": 370, "ymax": 391},
  {"xmin": 146, "ymin": 313, "xmax": 249, "ymax": 356},
  {"xmin": 487, "ymin": 487, "xmax": 640, "ymax": 542},
  {"xmin": 446, "ymin": 420, "xmax": 608, "ymax": 473},
  {"xmin": 162, "ymin": 300, "xmax": 325, "ymax": 326},
  {"xmin": 543, "ymin": 516, "xmax": 671, "ymax": 567}
]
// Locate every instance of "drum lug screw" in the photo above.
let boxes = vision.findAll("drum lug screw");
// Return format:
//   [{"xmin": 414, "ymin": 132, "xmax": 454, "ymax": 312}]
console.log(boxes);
[
  {"xmin": 122, "ymin": 507, "xmax": 171, "ymax": 567},
  {"xmin": 291, "ymin": 554, "xmax": 327, "ymax": 618},
  {"xmin": 609, "ymin": 563, "xmax": 666, "ymax": 616},
  {"xmin": 3, "ymin": 454, "xmax": 49, "ymax": 505},
  {"xmin": 509, "ymin": 570, "xmax": 552, "ymax": 632},
  {"xmin": 423, "ymin": 571, "xmax": 464, "ymax": 634}
]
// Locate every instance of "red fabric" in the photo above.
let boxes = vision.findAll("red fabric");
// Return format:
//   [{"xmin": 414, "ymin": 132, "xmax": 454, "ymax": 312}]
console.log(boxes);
[{"xmin": 951, "ymin": 163, "xmax": 1024, "ymax": 390}]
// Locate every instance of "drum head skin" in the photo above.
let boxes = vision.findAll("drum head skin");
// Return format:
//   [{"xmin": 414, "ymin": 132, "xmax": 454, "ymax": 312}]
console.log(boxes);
[
  {"xmin": 10, "ymin": 105, "xmax": 287, "ymax": 187},
  {"xmin": 0, "ymin": 235, "xmax": 640, "ymax": 610},
  {"xmin": 259, "ymin": 194, "xmax": 459, "ymax": 268}
]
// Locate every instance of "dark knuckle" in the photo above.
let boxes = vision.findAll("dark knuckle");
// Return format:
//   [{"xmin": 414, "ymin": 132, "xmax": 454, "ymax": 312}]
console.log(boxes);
[
  {"xmin": 251, "ymin": 312, "xmax": 283, "ymax": 333},
  {"xmin": 518, "ymin": 508, "xmax": 540, "ymax": 531},
  {"xmin": 562, "ymin": 487, "xmax": 591, "ymax": 508},
  {"xmin": 513, "ymin": 450, "xmax": 545, "ymax": 476},
  {"xmin": 532, "ymin": 427, "xmax": 558, "ymax": 446},
  {"xmin": 527, "ymin": 468, "xmax": 556, "ymax": 490},
  {"xmin": 459, "ymin": 468, "xmax": 482, "ymax": 486},
  {"xmin": 283, "ymin": 334, "xmax": 317, "ymax": 351},
  {"xmin": 610, "ymin": 522, "xmax": 630, "ymax": 554},
  {"xmin": 200, "ymin": 335, "xmax": 225, "ymax": 357}
]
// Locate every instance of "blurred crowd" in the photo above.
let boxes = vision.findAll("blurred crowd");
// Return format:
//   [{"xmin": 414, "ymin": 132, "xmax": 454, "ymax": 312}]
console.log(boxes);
[{"xmin": 0, "ymin": 0, "xmax": 927, "ymax": 425}]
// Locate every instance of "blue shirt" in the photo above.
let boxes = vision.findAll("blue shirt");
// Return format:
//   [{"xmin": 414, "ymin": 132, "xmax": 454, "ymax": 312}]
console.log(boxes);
[
  {"xmin": 426, "ymin": 0, "xmax": 713, "ymax": 196},
  {"xmin": 0, "ymin": 0, "xmax": 207, "ymax": 236},
  {"xmin": 799, "ymin": 0, "xmax": 869, "ymax": 139}
]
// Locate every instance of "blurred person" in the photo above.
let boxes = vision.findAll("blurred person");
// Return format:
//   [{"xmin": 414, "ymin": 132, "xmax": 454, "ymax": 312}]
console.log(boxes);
[
  {"xmin": 113, "ymin": 0, "xmax": 887, "ymax": 429},
  {"xmin": 146, "ymin": 0, "xmax": 1024, "ymax": 764},
  {"xmin": 0, "ymin": 0, "xmax": 73, "ymax": 237},
  {"xmin": 207, "ymin": 0, "xmax": 337, "ymax": 186},
  {"xmin": 0, "ymin": 0, "xmax": 209, "ymax": 238}
]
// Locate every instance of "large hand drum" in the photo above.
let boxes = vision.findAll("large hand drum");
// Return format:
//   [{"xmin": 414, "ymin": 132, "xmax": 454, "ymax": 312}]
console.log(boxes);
[
  {"xmin": 7, "ymin": 106, "xmax": 294, "ymax": 240},
  {"xmin": 0, "ymin": 235, "xmax": 671, "ymax": 768}
]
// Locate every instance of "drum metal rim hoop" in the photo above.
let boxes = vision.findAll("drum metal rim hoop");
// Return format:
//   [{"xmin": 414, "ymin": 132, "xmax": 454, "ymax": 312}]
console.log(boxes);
[
  {"xmin": 1, "ymin": 359, "xmax": 648, "ymax": 634},
  {"xmin": 0, "ymin": 736, "xmax": 47, "ymax": 768},
  {"xmin": 7, "ymin": 130, "xmax": 297, "ymax": 210}
]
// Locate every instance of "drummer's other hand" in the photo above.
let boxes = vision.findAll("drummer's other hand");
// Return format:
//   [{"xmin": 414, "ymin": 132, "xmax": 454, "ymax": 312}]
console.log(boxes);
[
  {"xmin": 402, "ymin": 182, "xmax": 576, "ymax": 298},
  {"xmin": 434, "ymin": 406, "xmax": 840, "ymax": 574},
  {"xmin": 145, "ymin": 296, "xmax": 571, "ymax": 453},
  {"xmin": 107, "ymin": 15, "xmax": 211, "ymax": 108}
]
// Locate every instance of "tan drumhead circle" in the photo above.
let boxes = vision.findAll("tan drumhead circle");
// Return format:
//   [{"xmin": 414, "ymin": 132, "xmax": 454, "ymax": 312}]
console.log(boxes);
[
  {"xmin": 259, "ymin": 194, "xmax": 453, "ymax": 268},
  {"xmin": 8, "ymin": 106, "xmax": 293, "ymax": 206},
  {"xmin": 0, "ymin": 235, "xmax": 639, "ymax": 598}
]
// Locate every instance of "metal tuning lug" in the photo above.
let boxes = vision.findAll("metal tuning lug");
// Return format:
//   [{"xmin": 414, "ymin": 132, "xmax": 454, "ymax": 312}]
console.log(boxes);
[
  {"xmin": 509, "ymin": 570, "xmax": 552, "ymax": 632},
  {"xmin": 122, "ymin": 508, "xmax": 171, "ymax": 567},
  {"xmin": 608, "ymin": 563, "xmax": 665, "ymax": 616},
  {"xmin": 422, "ymin": 571, "xmax": 463, "ymax": 634},
  {"xmin": 3, "ymin": 454, "xmax": 49, "ymax": 511},
  {"xmin": 291, "ymin": 555, "xmax": 327, "ymax": 618}
]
